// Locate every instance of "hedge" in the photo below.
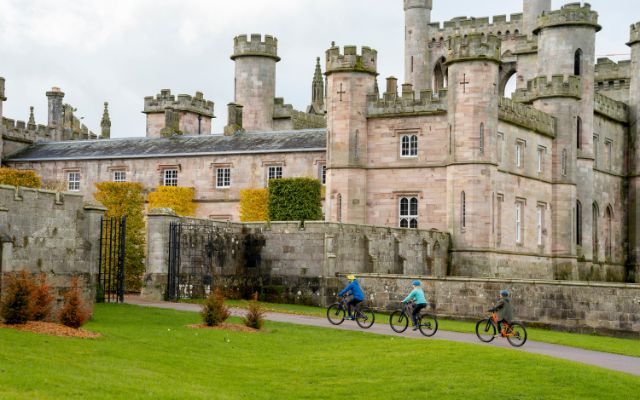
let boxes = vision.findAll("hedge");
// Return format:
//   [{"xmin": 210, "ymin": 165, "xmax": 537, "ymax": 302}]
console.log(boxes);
[
  {"xmin": 94, "ymin": 182, "xmax": 146, "ymax": 292},
  {"xmin": 148, "ymin": 186, "xmax": 197, "ymax": 217},
  {"xmin": 240, "ymin": 189, "xmax": 269, "ymax": 222},
  {"xmin": 0, "ymin": 168, "xmax": 42, "ymax": 188},
  {"xmin": 268, "ymin": 178, "xmax": 322, "ymax": 222}
]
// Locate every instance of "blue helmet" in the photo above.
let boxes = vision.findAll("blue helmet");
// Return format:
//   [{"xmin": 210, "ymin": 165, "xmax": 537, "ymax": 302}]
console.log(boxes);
[
  {"xmin": 500, "ymin": 290, "xmax": 510, "ymax": 297},
  {"xmin": 412, "ymin": 280, "xmax": 421, "ymax": 287}
]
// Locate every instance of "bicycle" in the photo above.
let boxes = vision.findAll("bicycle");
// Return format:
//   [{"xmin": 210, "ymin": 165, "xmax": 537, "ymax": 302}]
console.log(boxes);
[
  {"xmin": 389, "ymin": 301, "xmax": 438, "ymax": 337},
  {"xmin": 475, "ymin": 311, "xmax": 528, "ymax": 347},
  {"xmin": 326, "ymin": 296, "xmax": 375, "ymax": 329}
]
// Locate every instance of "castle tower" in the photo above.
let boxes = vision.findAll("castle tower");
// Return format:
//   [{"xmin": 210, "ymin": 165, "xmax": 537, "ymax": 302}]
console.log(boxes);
[
  {"xmin": 533, "ymin": 3, "xmax": 600, "ymax": 278},
  {"xmin": 626, "ymin": 22, "xmax": 640, "ymax": 282},
  {"xmin": 308, "ymin": 57, "xmax": 325, "ymax": 115},
  {"xmin": 101, "ymin": 102, "xmax": 111, "ymax": 139},
  {"xmin": 523, "ymin": 0, "xmax": 551, "ymax": 38},
  {"xmin": 445, "ymin": 34, "xmax": 501, "ymax": 275},
  {"xmin": 46, "ymin": 87, "xmax": 65, "ymax": 129},
  {"xmin": 143, "ymin": 89, "xmax": 214, "ymax": 138},
  {"xmin": 325, "ymin": 44, "xmax": 378, "ymax": 224},
  {"xmin": 404, "ymin": 0, "xmax": 432, "ymax": 93},
  {"xmin": 231, "ymin": 34, "xmax": 280, "ymax": 132}
]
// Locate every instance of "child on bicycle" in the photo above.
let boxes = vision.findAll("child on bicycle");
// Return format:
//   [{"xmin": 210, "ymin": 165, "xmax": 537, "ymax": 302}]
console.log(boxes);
[
  {"xmin": 338, "ymin": 275, "xmax": 365, "ymax": 320},
  {"xmin": 489, "ymin": 290, "xmax": 513, "ymax": 334},
  {"xmin": 402, "ymin": 280, "xmax": 428, "ymax": 330}
]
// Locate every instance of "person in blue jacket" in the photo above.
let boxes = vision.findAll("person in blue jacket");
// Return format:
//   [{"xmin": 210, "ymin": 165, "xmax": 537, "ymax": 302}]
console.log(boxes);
[
  {"xmin": 338, "ymin": 275, "xmax": 365, "ymax": 320},
  {"xmin": 402, "ymin": 280, "xmax": 428, "ymax": 330}
]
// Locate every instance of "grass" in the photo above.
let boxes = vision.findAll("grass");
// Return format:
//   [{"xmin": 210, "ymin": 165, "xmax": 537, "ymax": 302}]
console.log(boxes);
[
  {"xmin": 0, "ymin": 304, "xmax": 638, "ymax": 399},
  {"xmin": 215, "ymin": 299, "xmax": 640, "ymax": 358}
]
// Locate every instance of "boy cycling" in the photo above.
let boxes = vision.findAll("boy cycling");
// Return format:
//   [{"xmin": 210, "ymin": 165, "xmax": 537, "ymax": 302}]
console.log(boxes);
[
  {"xmin": 490, "ymin": 290, "xmax": 513, "ymax": 334},
  {"xmin": 338, "ymin": 275, "xmax": 365, "ymax": 320},
  {"xmin": 402, "ymin": 280, "xmax": 428, "ymax": 330}
]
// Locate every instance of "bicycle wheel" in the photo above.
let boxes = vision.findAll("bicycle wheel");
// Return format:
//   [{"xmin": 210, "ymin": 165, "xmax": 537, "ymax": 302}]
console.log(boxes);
[
  {"xmin": 389, "ymin": 310, "xmax": 409, "ymax": 333},
  {"xmin": 355, "ymin": 307, "xmax": 375, "ymax": 329},
  {"xmin": 475, "ymin": 318, "xmax": 496, "ymax": 343},
  {"xmin": 417, "ymin": 313, "xmax": 438, "ymax": 337},
  {"xmin": 506, "ymin": 322, "xmax": 528, "ymax": 347},
  {"xmin": 326, "ymin": 304, "xmax": 345, "ymax": 325}
]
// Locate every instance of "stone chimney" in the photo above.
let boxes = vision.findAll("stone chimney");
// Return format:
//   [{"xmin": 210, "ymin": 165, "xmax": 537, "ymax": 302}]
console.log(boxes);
[
  {"xmin": 46, "ymin": 87, "xmax": 65, "ymax": 129},
  {"xmin": 224, "ymin": 103, "xmax": 244, "ymax": 136}
]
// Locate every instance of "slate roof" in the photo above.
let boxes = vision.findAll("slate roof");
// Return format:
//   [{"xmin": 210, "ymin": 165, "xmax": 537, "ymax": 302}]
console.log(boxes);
[{"xmin": 6, "ymin": 129, "xmax": 327, "ymax": 161}]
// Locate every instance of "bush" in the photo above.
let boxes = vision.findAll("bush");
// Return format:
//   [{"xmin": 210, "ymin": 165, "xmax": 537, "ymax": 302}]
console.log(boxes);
[
  {"xmin": 268, "ymin": 178, "xmax": 322, "ymax": 222},
  {"xmin": 0, "ymin": 271, "xmax": 35, "ymax": 325},
  {"xmin": 30, "ymin": 273, "xmax": 53, "ymax": 321},
  {"xmin": 94, "ymin": 182, "xmax": 146, "ymax": 292},
  {"xmin": 201, "ymin": 288, "xmax": 230, "ymax": 327},
  {"xmin": 59, "ymin": 277, "xmax": 89, "ymax": 329},
  {"xmin": 0, "ymin": 168, "xmax": 42, "ymax": 188},
  {"xmin": 148, "ymin": 186, "xmax": 197, "ymax": 217},
  {"xmin": 243, "ymin": 292, "xmax": 265, "ymax": 330},
  {"xmin": 240, "ymin": 189, "xmax": 269, "ymax": 222}
]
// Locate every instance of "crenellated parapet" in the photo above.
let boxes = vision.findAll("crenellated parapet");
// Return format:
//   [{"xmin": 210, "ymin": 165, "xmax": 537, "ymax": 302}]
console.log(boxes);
[
  {"xmin": 512, "ymin": 35, "xmax": 538, "ymax": 56},
  {"xmin": 427, "ymin": 14, "xmax": 523, "ymax": 42},
  {"xmin": 325, "ymin": 45, "xmax": 377, "ymax": 76},
  {"xmin": 366, "ymin": 85, "xmax": 448, "ymax": 118},
  {"xmin": 404, "ymin": 0, "xmax": 431, "ymax": 10},
  {"xmin": 231, "ymin": 34, "xmax": 280, "ymax": 62},
  {"xmin": 512, "ymin": 75, "xmax": 581, "ymax": 103},
  {"xmin": 143, "ymin": 89, "xmax": 215, "ymax": 117},
  {"xmin": 534, "ymin": 2, "xmax": 601, "ymax": 34},
  {"xmin": 446, "ymin": 33, "xmax": 501, "ymax": 65},
  {"xmin": 273, "ymin": 98, "xmax": 326, "ymax": 129},
  {"xmin": 498, "ymin": 97, "xmax": 555, "ymax": 137},
  {"xmin": 628, "ymin": 22, "xmax": 640, "ymax": 46},
  {"xmin": 594, "ymin": 92, "xmax": 629, "ymax": 124},
  {"xmin": 2, "ymin": 117, "xmax": 55, "ymax": 143}
]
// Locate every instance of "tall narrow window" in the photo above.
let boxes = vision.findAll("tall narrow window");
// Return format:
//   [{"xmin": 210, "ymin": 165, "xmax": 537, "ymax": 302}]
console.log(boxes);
[
  {"xmin": 354, "ymin": 130, "xmax": 360, "ymax": 161},
  {"xmin": 67, "ymin": 172, "xmax": 80, "ymax": 192},
  {"xmin": 319, "ymin": 164, "xmax": 327, "ymax": 185},
  {"xmin": 574, "ymin": 49, "xmax": 582, "ymax": 76},
  {"xmin": 496, "ymin": 194, "xmax": 503, "ymax": 246},
  {"xmin": 576, "ymin": 117, "xmax": 582, "ymax": 149},
  {"xmin": 336, "ymin": 194, "xmax": 343, "ymax": 222},
  {"xmin": 562, "ymin": 149, "xmax": 568, "ymax": 176},
  {"xmin": 593, "ymin": 202, "xmax": 599, "ymax": 259},
  {"xmin": 497, "ymin": 133, "xmax": 504, "ymax": 163},
  {"xmin": 605, "ymin": 206, "xmax": 613, "ymax": 260},
  {"xmin": 594, "ymin": 135, "xmax": 599, "ymax": 168},
  {"xmin": 449, "ymin": 125, "xmax": 453, "ymax": 155},
  {"xmin": 605, "ymin": 140, "xmax": 612, "ymax": 171},
  {"xmin": 399, "ymin": 197, "xmax": 418, "ymax": 229},
  {"xmin": 516, "ymin": 140, "xmax": 525, "ymax": 168},
  {"xmin": 479, "ymin": 123, "xmax": 485, "ymax": 155},
  {"xmin": 537, "ymin": 205, "xmax": 545, "ymax": 246},
  {"xmin": 461, "ymin": 191, "xmax": 467, "ymax": 230},
  {"xmin": 537, "ymin": 146, "xmax": 546, "ymax": 173},
  {"xmin": 401, "ymin": 134, "xmax": 418, "ymax": 157},
  {"xmin": 515, "ymin": 201, "xmax": 523, "ymax": 244},
  {"xmin": 163, "ymin": 169, "xmax": 178, "ymax": 187},
  {"xmin": 216, "ymin": 168, "xmax": 231, "ymax": 188},
  {"xmin": 576, "ymin": 200, "xmax": 583, "ymax": 246}
]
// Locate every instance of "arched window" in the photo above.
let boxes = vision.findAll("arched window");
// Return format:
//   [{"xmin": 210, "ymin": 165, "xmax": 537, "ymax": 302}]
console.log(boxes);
[
  {"xmin": 605, "ymin": 206, "xmax": 613, "ymax": 260},
  {"xmin": 336, "ymin": 194, "xmax": 342, "ymax": 222},
  {"xmin": 479, "ymin": 123, "xmax": 485, "ymax": 155},
  {"xmin": 401, "ymin": 134, "xmax": 418, "ymax": 157},
  {"xmin": 575, "ymin": 49, "xmax": 582, "ymax": 76},
  {"xmin": 432, "ymin": 57, "xmax": 448, "ymax": 92},
  {"xmin": 399, "ymin": 197, "xmax": 418, "ymax": 228},
  {"xmin": 576, "ymin": 117, "xmax": 582, "ymax": 149},
  {"xmin": 593, "ymin": 202, "xmax": 599, "ymax": 259},
  {"xmin": 562, "ymin": 149, "xmax": 568, "ymax": 176},
  {"xmin": 576, "ymin": 200, "xmax": 582, "ymax": 246},
  {"xmin": 461, "ymin": 191, "xmax": 467, "ymax": 230}
]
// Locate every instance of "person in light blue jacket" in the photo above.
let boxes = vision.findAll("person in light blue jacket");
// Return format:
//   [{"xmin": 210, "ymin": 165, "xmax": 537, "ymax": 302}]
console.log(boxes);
[
  {"xmin": 402, "ymin": 280, "xmax": 428, "ymax": 330},
  {"xmin": 338, "ymin": 275, "xmax": 365, "ymax": 320}
]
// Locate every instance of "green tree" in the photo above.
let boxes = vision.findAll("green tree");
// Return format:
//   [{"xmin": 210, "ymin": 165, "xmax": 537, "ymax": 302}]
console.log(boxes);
[{"xmin": 268, "ymin": 178, "xmax": 322, "ymax": 222}]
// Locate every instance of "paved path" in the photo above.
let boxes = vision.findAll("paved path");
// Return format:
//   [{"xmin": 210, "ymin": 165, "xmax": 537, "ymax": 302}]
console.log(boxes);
[{"xmin": 125, "ymin": 297, "xmax": 640, "ymax": 377}]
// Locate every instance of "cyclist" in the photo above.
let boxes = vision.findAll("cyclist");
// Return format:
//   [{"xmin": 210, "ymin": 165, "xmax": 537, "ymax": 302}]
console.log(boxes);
[
  {"xmin": 338, "ymin": 275, "xmax": 365, "ymax": 320},
  {"xmin": 489, "ymin": 289, "xmax": 513, "ymax": 334},
  {"xmin": 402, "ymin": 280, "xmax": 428, "ymax": 330}
]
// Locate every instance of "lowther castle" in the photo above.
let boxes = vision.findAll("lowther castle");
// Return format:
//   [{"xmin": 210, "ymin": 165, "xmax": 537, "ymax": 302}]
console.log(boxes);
[{"xmin": 2, "ymin": 0, "xmax": 640, "ymax": 287}]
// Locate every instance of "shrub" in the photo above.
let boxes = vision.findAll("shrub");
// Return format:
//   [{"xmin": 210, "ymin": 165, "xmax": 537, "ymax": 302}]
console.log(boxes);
[
  {"xmin": 0, "ymin": 271, "xmax": 35, "ymax": 325},
  {"xmin": 30, "ymin": 273, "xmax": 53, "ymax": 321},
  {"xmin": 243, "ymin": 292, "xmax": 265, "ymax": 330},
  {"xmin": 148, "ymin": 186, "xmax": 197, "ymax": 217},
  {"xmin": 240, "ymin": 189, "xmax": 269, "ymax": 222},
  {"xmin": 0, "ymin": 168, "xmax": 42, "ymax": 188},
  {"xmin": 59, "ymin": 277, "xmax": 89, "ymax": 329},
  {"xmin": 201, "ymin": 288, "xmax": 230, "ymax": 327},
  {"xmin": 268, "ymin": 178, "xmax": 322, "ymax": 222},
  {"xmin": 94, "ymin": 182, "xmax": 146, "ymax": 292}
]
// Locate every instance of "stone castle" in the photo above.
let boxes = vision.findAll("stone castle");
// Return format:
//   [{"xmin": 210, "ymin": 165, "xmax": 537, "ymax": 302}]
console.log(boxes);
[{"xmin": 2, "ymin": 0, "xmax": 640, "ymax": 284}]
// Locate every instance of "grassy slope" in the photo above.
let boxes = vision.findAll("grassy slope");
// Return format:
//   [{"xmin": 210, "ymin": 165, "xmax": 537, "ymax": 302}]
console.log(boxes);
[
  {"xmin": 0, "ymin": 304, "xmax": 637, "ymax": 400},
  {"xmin": 222, "ymin": 299, "xmax": 640, "ymax": 358}
]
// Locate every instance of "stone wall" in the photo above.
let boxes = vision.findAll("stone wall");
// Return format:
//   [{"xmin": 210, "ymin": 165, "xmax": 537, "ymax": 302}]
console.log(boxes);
[
  {"xmin": 344, "ymin": 273, "xmax": 640, "ymax": 338},
  {"xmin": 0, "ymin": 185, "xmax": 104, "ymax": 318}
]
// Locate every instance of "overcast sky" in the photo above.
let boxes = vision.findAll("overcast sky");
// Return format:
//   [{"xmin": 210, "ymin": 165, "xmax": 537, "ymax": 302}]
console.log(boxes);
[{"xmin": 0, "ymin": 0, "xmax": 636, "ymax": 138}]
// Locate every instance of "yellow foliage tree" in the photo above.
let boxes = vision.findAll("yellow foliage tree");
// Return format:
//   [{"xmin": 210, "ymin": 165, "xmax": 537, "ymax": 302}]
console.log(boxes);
[
  {"xmin": 240, "ymin": 189, "xmax": 269, "ymax": 222},
  {"xmin": 148, "ymin": 186, "xmax": 197, "ymax": 217},
  {"xmin": 0, "ymin": 168, "xmax": 42, "ymax": 188}
]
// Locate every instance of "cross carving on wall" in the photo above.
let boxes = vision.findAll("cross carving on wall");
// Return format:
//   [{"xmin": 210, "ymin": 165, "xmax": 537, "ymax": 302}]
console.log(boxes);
[
  {"xmin": 459, "ymin": 74, "xmax": 470, "ymax": 93},
  {"xmin": 337, "ymin": 83, "xmax": 346, "ymax": 102}
]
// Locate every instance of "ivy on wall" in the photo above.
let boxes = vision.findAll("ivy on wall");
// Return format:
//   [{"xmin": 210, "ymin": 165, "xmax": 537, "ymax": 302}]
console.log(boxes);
[
  {"xmin": 268, "ymin": 178, "xmax": 322, "ymax": 222},
  {"xmin": 239, "ymin": 189, "xmax": 269, "ymax": 222},
  {"xmin": 148, "ymin": 186, "xmax": 197, "ymax": 217},
  {"xmin": 0, "ymin": 168, "xmax": 42, "ymax": 188}
]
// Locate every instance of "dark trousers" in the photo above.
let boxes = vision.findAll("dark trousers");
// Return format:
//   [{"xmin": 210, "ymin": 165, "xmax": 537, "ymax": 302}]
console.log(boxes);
[
  {"xmin": 412, "ymin": 303, "xmax": 426, "ymax": 325},
  {"xmin": 348, "ymin": 299, "xmax": 362, "ymax": 316}
]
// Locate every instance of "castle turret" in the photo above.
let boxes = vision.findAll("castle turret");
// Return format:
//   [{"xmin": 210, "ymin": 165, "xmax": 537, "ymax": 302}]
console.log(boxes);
[
  {"xmin": 523, "ymin": 0, "xmax": 551, "ymax": 38},
  {"xmin": 325, "ymin": 44, "xmax": 378, "ymax": 224},
  {"xmin": 307, "ymin": 57, "xmax": 325, "ymax": 115},
  {"xmin": 143, "ymin": 89, "xmax": 214, "ymax": 138},
  {"xmin": 231, "ymin": 34, "xmax": 280, "ymax": 132},
  {"xmin": 404, "ymin": 0, "xmax": 432, "ymax": 93},
  {"xmin": 46, "ymin": 87, "xmax": 65, "ymax": 129},
  {"xmin": 101, "ymin": 102, "xmax": 111, "ymax": 139},
  {"xmin": 627, "ymin": 22, "xmax": 640, "ymax": 282}
]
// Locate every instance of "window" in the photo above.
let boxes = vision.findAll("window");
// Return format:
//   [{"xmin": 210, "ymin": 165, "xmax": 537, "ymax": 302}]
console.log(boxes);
[
  {"xmin": 537, "ymin": 204, "xmax": 545, "ymax": 246},
  {"xmin": 576, "ymin": 200, "xmax": 583, "ymax": 246},
  {"xmin": 593, "ymin": 202, "xmax": 599, "ymax": 258},
  {"xmin": 574, "ymin": 49, "xmax": 582, "ymax": 76},
  {"xmin": 479, "ymin": 123, "xmax": 485, "ymax": 155},
  {"xmin": 320, "ymin": 164, "xmax": 327, "ymax": 185},
  {"xmin": 399, "ymin": 197, "xmax": 418, "ymax": 229},
  {"xmin": 516, "ymin": 140, "xmax": 525, "ymax": 168},
  {"xmin": 461, "ymin": 191, "xmax": 467, "ymax": 230},
  {"xmin": 267, "ymin": 166, "xmax": 283, "ymax": 183},
  {"xmin": 605, "ymin": 140, "xmax": 612, "ymax": 171},
  {"xmin": 113, "ymin": 171, "xmax": 126, "ymax": 183},
  {"xmin": 537, "ymin": 146, "xmax": 546, "ymax": 173},
  {"xmin": 576, "ymin": 117, "xmax": 582, "ymax": 149},
  {"xmin": 561, "ymin": 149, "xmax": 568, "ymax": 176},
  {"xmin": 496, "ymin": 194, "xmax": 504, "ymax": 246},
  {"xmin": 605, "ymin": 206, "xmax": 613, "ymax": 260},
  {"xmin": 515, "ymin": 201, "xmax": 524, "ymax": 244},
  {"xmin": 67, "ymin": 172, "xmax": 80, "ymax": 192},
  {"xmin": 216, "ymin": 168, "xmax": 231, "ymax": 188},
  {"xmin": 354, "ymin": 130, "xmax": 360, "ymax": 161},
  {"xmin": 594, "ymin": 135, "xmax": 599, "ymax": 168},
  {"xmin": 401, "ymin": 134, "xmax": 418, "ymax": 157},
  {"xmin": 449, "ymin": 125, "xmax": 453, "ymax": 155},
  {"xmin": 163, "ymin": 169, "xmax": 178, "ymax": 187},
  {"xmin": 336, "ymin": 194, "xmax": 342, "ymax": 222},
  {"xmin": 497, "ymin": 133, "xmax": 504, "ymax": 163}
]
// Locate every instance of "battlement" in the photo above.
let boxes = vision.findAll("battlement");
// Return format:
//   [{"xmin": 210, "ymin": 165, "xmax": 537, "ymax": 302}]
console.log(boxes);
[
  {"xmin": 143, "ymin": 89, "xmax": 215, "ymax": 117},
  {"xmin": 498, "ymin": 98, "xmax": 556, "ymax": 137},
  {"xmin": 512, "ymin": 35, "xmax": 538, "ymax": 55},
  {"xmin": 512, "ymin": 75, "xmax": 581, "ymax": 103},
  {"xmin": 446, "ymin": 34, "xmax": 501, "ymax": 65},
  {"xmin": 594, "ymin": 92, "xmax": 628, "ymax": 123},
  {"xmin": 325, "ymin": 44, "xmax": 377, "ymax": 76},
  {"xmin": 404, "ymin": 0, "xmax": 432, "ymax": 10},
  {"xmin": 534, "ymin": 3, "xmax": 601, "ymax": 34},
  {"xmin": 0, "ymin": 77, "xmax": 6, "ymax": 101},
  {"xmin": 3, "ymin": 117, "xmax": 54, "ymax": 143},
  {"xmin": 427, "ymin": 13, "xmax": 522, "ymax": 42},
  {"xmin": 273, "ymin": 98, "xmax": 326, "ymax": 129},
  {"xmin": 366, "ymin": 85, "xmax": 448, "ymax": 119},
  {"xmin": 628, "ymin": 22, "xmax": 640, "ymax": 46},
  {"xmin": 231, "ymin": 34, "xmax": 280, "ymax": 62},
  {"xmin": 595, "ymin": 58, "xmax": 631, "ymax": 81}
]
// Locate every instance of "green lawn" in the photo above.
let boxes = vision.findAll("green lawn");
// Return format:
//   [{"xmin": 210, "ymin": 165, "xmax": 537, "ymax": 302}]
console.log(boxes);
[
  {"xmin": 221, "ymin": 299, "xmax": 640, "ymax": 358},
  {"xmin": 1, "ymin": 304, "xmax": 636, "ymax": 399}
]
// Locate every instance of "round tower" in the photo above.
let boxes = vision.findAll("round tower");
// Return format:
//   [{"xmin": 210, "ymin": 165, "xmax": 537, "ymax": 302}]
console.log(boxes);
[
  {"xmin": 522, "ymin": 0, "xmax": 551, "ymax": 38},
  {"xmin": 325, "ymin": 44, "xmax": 377, "ymax": 224},
  {"xmin": 404, "ymin": 0, "xmax": 432, "ymax": 93},
  {"xmin": 626, "ymin": 22, "xmax": 640, "ymax": 282},
  {"xmin": 231, "ymin": 34, "xmax": 280, "ymax": 132}
]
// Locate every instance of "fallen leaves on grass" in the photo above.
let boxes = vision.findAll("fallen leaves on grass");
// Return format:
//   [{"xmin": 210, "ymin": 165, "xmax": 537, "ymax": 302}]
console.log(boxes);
[
  {"xmin": 0, "ymin": 321, "xmax": 101, "ymax": 339},
  {"xmin": 186, "ymin": 323, "xmax": 260, "ymax": 333}
]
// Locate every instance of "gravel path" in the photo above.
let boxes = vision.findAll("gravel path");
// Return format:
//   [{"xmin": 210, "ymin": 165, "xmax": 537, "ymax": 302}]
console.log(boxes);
[{"xmin": 125, "ymin": 297, "xmax": 640, "ymax": 376}]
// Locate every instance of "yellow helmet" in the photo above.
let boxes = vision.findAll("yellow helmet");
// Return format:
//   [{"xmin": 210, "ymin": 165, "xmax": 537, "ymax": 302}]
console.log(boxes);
[{"xmin": 347, "ymin": 275, "xmax": 356, "ymax": 281}]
